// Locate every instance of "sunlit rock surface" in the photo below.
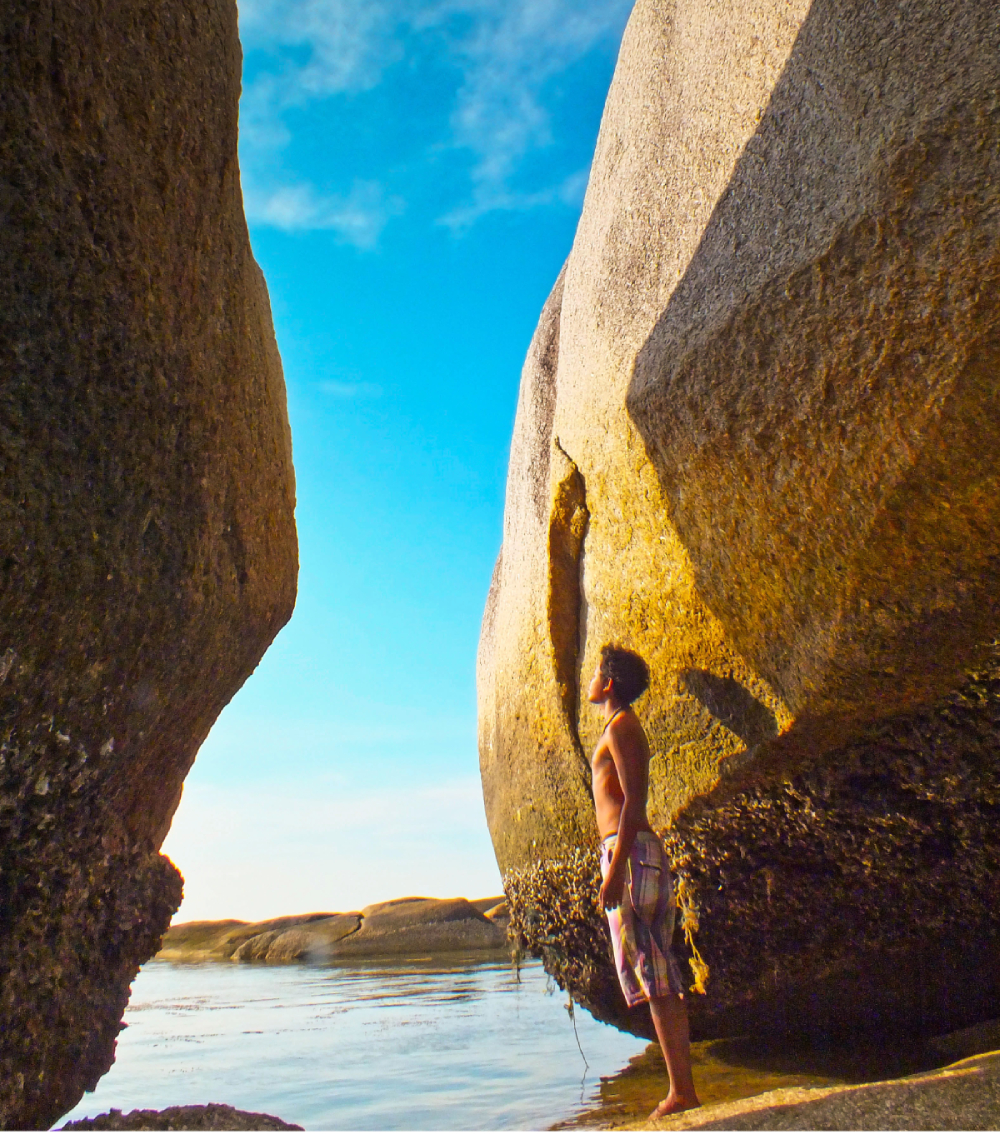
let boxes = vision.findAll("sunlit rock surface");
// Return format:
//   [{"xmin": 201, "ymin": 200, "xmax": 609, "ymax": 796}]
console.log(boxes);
[
  {"xmin": 570, "ymin": 1016, "xmax": 1000, "ymax": 1128},
  {"xmin": 156, "ymin": 915, "xmax": 361, "ymax": 963},
  {"xmin": 642, "ymin": 1050, "xmax": 1000, "ymax": 1132},
  {"xmin": 0, "ymin": 1, "xmax": 297, "ymax": 1127},
  {"xmin": 480, "ymin": 0, "xmax": 1000, "ymax": 1039}
]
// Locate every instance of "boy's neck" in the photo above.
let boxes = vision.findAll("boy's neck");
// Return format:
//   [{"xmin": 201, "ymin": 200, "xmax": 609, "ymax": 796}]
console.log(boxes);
[{"xmin": 604, "ymin": 698, "xmax": 627, "ymax": 721}]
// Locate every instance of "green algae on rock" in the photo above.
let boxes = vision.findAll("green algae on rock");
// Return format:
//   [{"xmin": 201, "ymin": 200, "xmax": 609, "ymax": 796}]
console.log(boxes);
[
  {"xmin": 0, "ymin": 0, "xmax": 297, "ymax": 1127},
  {"xmin": 480, "ymin": 0, "xmax": 1000, "ymax": 1043}
]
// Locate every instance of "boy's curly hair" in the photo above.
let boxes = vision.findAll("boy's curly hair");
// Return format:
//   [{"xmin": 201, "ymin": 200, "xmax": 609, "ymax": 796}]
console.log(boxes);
[{"xmin": 599, "ymin": 644, "xmax": 650, "ymax": 706}]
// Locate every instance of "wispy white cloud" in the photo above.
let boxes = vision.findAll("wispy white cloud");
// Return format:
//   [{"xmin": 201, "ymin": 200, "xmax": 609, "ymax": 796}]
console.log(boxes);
[
  {"xmin": 237, "ymin": 1, "xmax": 405, "ymax": 247},
  {"xmin": 421, "ymin": 0, "xmax": 633, "ymax": 226},
  {"xmin": 440, "ymin": 167, "xmax": 591, "ymax": 232},
  {"xmin": 238, "ymin": 0, "xmax": 400, "ymax": 99},
  {"xmin": 236, "ymin": 0, "xmax": 632, "ymax": 236},
  {"xmin": 242, "ymin": 179, "xmax": 403, "ymax": 247}
]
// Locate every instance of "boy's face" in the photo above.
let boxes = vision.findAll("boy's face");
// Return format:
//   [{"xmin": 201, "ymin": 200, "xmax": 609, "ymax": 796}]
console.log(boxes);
[{"xmin": 587, "ymin": 659, "xmax": 611, "ymax": 704}]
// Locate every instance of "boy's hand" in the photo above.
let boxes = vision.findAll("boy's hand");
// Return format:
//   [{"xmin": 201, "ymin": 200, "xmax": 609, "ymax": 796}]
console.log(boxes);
[{"xmin": 600, "ymin": 863, "xmax": 626, "ymax": 910}]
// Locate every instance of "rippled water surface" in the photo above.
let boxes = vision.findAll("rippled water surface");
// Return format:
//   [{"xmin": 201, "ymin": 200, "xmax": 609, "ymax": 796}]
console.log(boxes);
[{"xmin": 58, "ymin": 957, "xmax": 648, "ymax": 1130}]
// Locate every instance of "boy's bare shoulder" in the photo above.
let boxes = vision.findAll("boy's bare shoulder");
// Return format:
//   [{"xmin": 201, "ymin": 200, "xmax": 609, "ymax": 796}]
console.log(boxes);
[{"xmin": 607, "ymin": 710, "xmax": 645, "ymax": 742}]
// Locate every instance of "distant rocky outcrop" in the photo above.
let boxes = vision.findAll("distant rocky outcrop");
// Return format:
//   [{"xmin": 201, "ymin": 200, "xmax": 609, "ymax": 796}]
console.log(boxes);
[
  {"xmin": 157, "ymin": 897, "xmax": 509, "ymax": 963},
  {"xmin": 0, "ymin": 1, "xmax": 297, "ymax": 1129},
  {"xmin": 335, "ymin": 896, "xmax": 508, "ymax": 957},
  {"xmin": 481, "ymin": 0, "xmax": 1000, "ymax": 1040},
  {"xmin": 156, "ymin": 915, "xmax": 360, "ymax": 964}
]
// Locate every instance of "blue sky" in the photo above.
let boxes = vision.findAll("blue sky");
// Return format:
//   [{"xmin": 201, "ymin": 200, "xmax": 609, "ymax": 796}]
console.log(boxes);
[{"xmin": 163, "ymin": 0, "xmax": 633, "ymax": 921}]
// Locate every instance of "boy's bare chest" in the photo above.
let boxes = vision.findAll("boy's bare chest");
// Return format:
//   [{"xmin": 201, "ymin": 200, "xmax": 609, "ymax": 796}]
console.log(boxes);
[{"xmin": 591, "ymin": 742, "xmax": 622, "ymax": 796}]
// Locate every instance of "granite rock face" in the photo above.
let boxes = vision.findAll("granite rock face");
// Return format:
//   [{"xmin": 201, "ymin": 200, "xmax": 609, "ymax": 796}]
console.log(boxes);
[
  {"xmin": 480, "ymin": 0, "xmax": 1000, "ymax": 1038},
  {"xmin": 0, "ymin": 1, "xmax": 297, "ymax": 1127},
  {"xmin": 478, "ymin": 265, "xmax": 601, "ymax": 871}
]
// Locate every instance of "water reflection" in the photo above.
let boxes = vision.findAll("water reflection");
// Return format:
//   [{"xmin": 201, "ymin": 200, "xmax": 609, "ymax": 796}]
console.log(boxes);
[
  {"xmin": 64, "ymin": 955, "xmax": 1000, "ymax": 1130},
  {"xmin": 60, "ymin": 956, "xmax": 648, "ymax": 1131}
]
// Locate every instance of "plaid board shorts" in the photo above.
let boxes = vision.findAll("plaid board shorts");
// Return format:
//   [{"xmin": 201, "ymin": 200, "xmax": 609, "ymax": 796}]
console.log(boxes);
[{"xmin": 600, "ymin": 830, "xmax": 686, "ymax": 1006}]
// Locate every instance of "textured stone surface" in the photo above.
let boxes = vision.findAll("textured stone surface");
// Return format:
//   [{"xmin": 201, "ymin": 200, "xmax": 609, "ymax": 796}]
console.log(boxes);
[
  {"xmin": 479, "ymin": 0, "xmax": 1000, "ymax": 1040},
  {"xmin": 231, "ymin": 916, "xmax": 362, "ymax": 963},
  {"xmin": 0, "ymin": 0, "xmax": 297, "ymax": 1127},
  {"xmin": 628, "ymin": 1, "xmax": 1000, "ymax": 741},
  {"xmin": 565, "ymin": 1018, "xmax": 1000, "ymax": 1128},
  {"xmin": 478, "ymin": 264, "xmax": 601, "ymax": 870}
]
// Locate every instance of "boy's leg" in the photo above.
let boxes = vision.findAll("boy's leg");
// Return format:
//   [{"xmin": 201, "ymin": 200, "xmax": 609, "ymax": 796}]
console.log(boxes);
[{"xmin": 648, "ymin": 992, "xmax": 700, "ymax": 1118}]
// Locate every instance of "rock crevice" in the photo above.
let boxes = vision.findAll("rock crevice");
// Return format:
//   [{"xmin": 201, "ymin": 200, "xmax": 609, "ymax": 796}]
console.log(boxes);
[{"xmin": 547, "ymin": 439, "xmax": 590, "ymax": 767}]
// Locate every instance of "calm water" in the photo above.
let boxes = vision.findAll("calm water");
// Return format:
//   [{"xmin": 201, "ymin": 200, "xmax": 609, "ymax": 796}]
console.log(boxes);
[
  {"xmin": 58, "ymin": 956, "xmax": 648, "ymax": 1131},
  {"xmin": 58, "ymin": 957, "xmax": 992, "ymax": 1132}
]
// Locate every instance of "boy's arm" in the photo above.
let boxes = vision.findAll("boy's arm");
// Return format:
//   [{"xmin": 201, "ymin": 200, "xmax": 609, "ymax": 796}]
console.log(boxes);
[{"xmin": 599, "ymin": 717, "xmax": 649, "ymax": 910}]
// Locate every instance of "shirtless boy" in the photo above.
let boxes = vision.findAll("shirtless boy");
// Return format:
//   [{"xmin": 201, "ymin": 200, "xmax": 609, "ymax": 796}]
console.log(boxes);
[{"xmin": 589, "ymin": 644, "xmax": 700, "ymax": 1120}]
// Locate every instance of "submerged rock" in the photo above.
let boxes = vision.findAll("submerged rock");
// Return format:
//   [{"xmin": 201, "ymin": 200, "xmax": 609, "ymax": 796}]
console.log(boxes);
[
  {"xmin": 61, "ymin": 1104, "xmax": 303, "ymax": 1131},
  {"xmin": 481, "ymin": 0, "xmax": 1000, "ymax": 1039},
  {"xmin": 0, "ymin": 0, "xmax": 297, "ymax": 1127}
]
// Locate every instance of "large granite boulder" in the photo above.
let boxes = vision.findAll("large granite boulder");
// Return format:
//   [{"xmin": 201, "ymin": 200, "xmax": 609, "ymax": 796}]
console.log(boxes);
[
  {"xmin": 0, "ymin": 1, "xmax": 297, "ymax": 1127},
  {"xmin": 481, "ymin": 0, "xmax": 1000, "ymax": 1040}
]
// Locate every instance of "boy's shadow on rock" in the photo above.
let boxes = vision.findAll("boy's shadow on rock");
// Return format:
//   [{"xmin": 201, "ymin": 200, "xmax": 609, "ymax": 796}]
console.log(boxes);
[{"xmin": 680, "ymin": 669, "xmax": 778, "ymax": 749}]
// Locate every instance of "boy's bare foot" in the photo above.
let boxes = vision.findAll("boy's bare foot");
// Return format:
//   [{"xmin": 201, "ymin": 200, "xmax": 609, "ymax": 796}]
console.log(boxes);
[{"xmin": 648, "ymin": 1093, "xmax": 701, "ymax": 1122}]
